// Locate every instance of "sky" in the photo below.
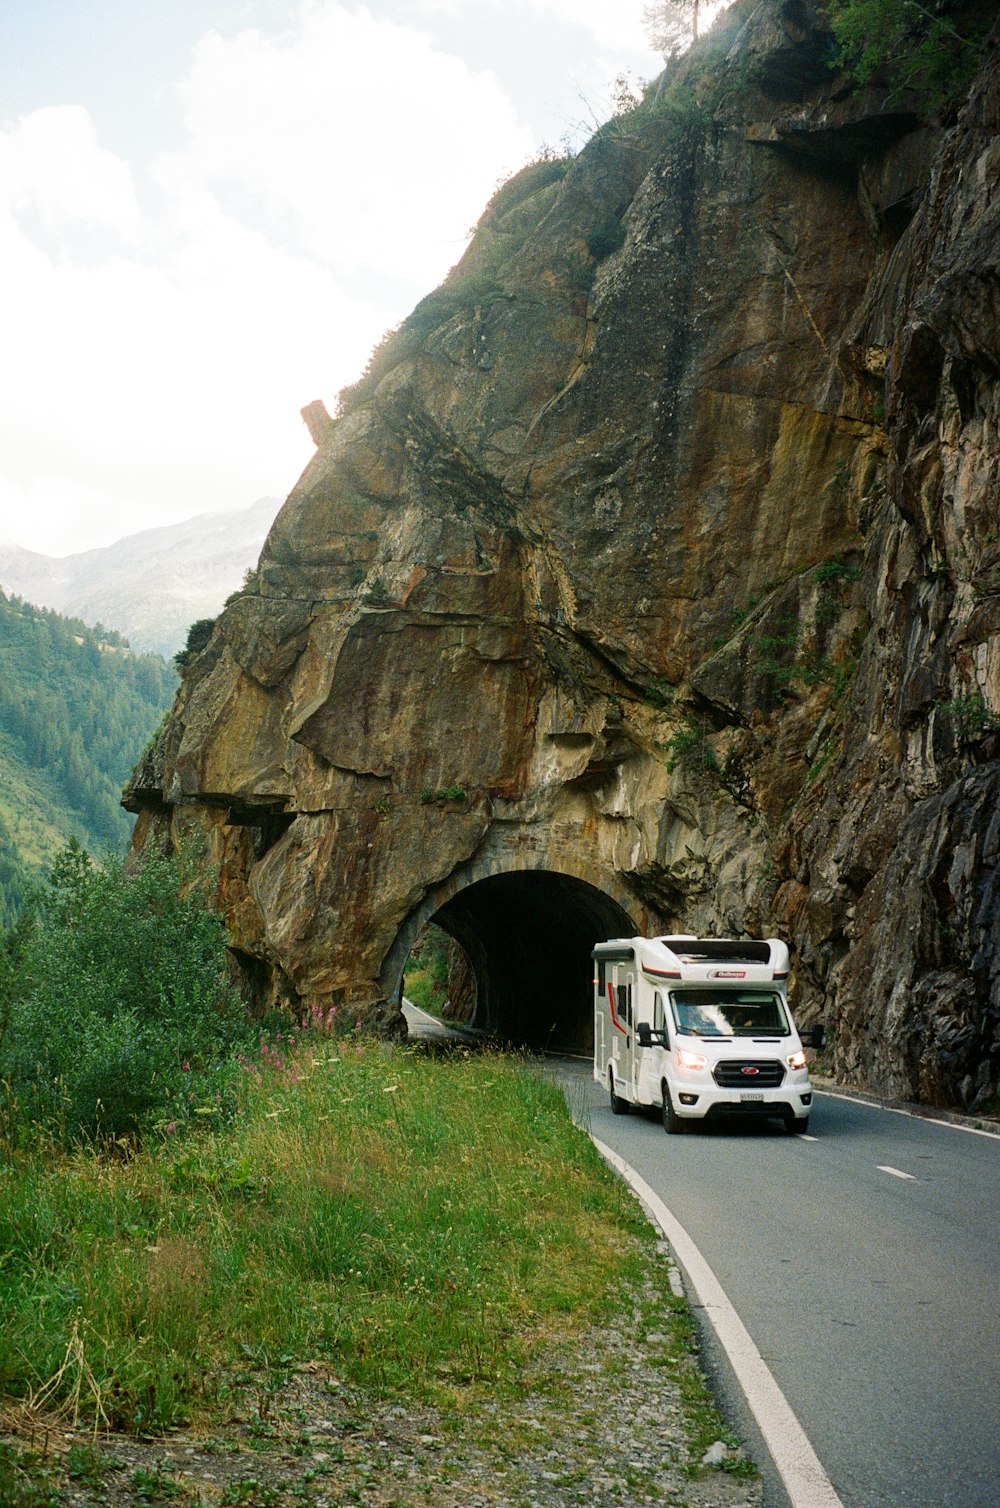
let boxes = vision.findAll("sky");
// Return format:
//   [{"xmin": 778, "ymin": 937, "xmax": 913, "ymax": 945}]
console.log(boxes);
[{"xmin": 0, "ymin": 0, "xmax": 666, "ymax": 556}]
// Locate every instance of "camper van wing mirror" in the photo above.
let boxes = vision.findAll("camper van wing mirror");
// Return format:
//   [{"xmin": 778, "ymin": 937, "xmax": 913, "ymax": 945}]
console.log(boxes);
[
  {"xmin": 805, "ymin": 1024, "xmax": 826, "ymax": 1050},
  {"xmin": 636, "ymin": 1022, "xmax": 665, "ymax": 1048}
]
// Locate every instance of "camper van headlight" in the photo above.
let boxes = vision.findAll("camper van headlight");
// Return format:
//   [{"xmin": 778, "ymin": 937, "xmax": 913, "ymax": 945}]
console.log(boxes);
[
  {"xmin": 787, "ymin": 1049, "xmax": 807, "ymax": 1070},
  {"xmin": 675, "ymin": 1047, "xmax": 707, "ymax": 1072}
]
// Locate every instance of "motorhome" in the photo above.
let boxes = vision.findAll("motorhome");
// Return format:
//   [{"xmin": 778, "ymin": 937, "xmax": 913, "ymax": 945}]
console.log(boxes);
[{"xmin": 593, "ymin": 935, "xmax": 818, "ymax": 1133}]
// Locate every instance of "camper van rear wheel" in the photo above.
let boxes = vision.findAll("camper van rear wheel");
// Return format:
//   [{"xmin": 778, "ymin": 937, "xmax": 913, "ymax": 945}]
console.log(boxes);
[
  {"xmin": 661, "ymin": 1080, "xmax": 686, "ymax": 1135},
  {"xmin": 609, "ymin": 1069, "xmax": 629, "ymax": 1116}
]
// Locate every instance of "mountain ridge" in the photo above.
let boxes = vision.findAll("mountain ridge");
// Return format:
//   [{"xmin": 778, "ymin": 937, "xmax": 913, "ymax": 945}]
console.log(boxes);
[{"xmin": 0, "ymin": 497, "xmax": 279, "ymax": 658}]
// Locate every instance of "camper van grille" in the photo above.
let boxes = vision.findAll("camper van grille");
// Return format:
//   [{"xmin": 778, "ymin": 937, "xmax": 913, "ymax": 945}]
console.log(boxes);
[{"xmin": 713, "ymin": 1059, "xmax": 785, "ymax": 1088}]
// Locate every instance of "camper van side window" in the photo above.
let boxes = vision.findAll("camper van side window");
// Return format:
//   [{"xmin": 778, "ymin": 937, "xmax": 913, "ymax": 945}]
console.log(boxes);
[
  {"xmin": 616, "ymin": 984, "xmax": 631, "ymax": 1027},
  {"xmin": 597, "ymin": 960, "xmax": 607, "ymax": 994}
]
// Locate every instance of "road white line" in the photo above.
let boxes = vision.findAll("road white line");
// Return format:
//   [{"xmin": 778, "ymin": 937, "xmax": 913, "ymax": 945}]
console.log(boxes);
[
  {"xmin": 877, "ymin": 1164, "xmax": 917, "ymax": 1181},
  {"xmin": 798, "ymin": 1134, "xmax": 819, "ymax": 1142},
  {"xmin": 816, "ymin": 1088, "xmax": 1000, "ymax": 1139},
  {"xmin": 400, "ymin": 997, "xmax": 442, "ymax": 1028},
  {"xmin": 592, "ymin": 1135, "xmax": 844, "ymax": 1508}
]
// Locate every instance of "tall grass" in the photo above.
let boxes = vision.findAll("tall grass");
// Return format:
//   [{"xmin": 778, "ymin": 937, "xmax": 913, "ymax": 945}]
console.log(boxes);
[{"xmin": 0, "ymin": 1040, "xmax": 650, "ymax": 1433}]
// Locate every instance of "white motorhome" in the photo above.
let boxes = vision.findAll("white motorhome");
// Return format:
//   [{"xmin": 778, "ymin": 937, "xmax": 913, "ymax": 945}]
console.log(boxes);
[{"xmin": 593, "ymin": 935, "xmax": 819, "ymax": 1133}]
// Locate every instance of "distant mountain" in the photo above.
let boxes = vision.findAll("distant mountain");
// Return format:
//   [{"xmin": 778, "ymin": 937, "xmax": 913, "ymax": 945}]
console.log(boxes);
[
  {"xmin": 0, "ymin": 497, "xmax": 280, "ymax": 658},
  {"xmin": 0, "ymin": 592, "xmax": 177, "ymax": 923}
]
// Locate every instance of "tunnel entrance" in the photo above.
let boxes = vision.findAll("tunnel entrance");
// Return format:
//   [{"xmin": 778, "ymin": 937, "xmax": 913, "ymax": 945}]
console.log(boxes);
[{"xmin": 424, "ymin": 870, "xmax": 636, "ymax": 1054}]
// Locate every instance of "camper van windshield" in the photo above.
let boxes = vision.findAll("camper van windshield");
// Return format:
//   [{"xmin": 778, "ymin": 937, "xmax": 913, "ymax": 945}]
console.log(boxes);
[{"xmin": 670, "ymin": 989, "xmax": 790, "ymax": 1038}]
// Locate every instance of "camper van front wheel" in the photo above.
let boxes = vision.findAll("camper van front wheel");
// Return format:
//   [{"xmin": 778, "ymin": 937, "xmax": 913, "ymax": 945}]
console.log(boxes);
[
  {"xmin": 609, "ymin": 1069, "xmax": 629, "ymax": 1116},
  {"xmin": 661, "ymin": 1080, "xmax": 687, "ymax": 1135}
]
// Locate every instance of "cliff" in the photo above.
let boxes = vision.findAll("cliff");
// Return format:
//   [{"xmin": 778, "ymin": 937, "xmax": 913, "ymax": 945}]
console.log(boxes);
[{"xmin": 126, "ymin": 0, "xmax": 1000, "ymax": 1110}]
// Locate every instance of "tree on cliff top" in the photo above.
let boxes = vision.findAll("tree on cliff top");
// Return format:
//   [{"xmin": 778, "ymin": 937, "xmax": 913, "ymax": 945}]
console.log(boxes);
[{"xmin": 643, "ymin": 0, "xmax": 702, "ymax": 55}]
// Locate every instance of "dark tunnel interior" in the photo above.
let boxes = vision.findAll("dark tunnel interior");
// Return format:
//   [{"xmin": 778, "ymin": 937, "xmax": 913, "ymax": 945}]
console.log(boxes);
[{"xmin": 430, "ymin": 870, "xmax": 636, "ymax": 1053}]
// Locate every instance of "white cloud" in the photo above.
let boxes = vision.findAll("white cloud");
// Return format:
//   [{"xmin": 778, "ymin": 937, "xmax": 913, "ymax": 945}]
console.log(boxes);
[
  {"xmin": 532, "ymin": 0, "xmax": 651, "ymax": 54},
  {"xmin": 0, "ymin": 2, "xmax": 536, "ymax": 557},
  {"xmin": 0, "ymin": 104, "xmax": 142, "ymax": 245},
  {"xmin": 161, "ymin": 3, "xmax": 534, "ymax": 296},
  {"xmin": 402, "ymin": 0, "xmax": 650, "ymax": 54}
]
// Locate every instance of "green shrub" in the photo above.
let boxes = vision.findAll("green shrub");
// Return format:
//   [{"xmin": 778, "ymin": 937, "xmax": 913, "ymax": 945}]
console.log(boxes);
[
  {"xmin": 480, "ymin": 153, "xmax": 570, "ymax": 224},
  {"xmin": 223, "ymin": 568, "xmax": 261, "ymax": 611},
  {"xmin": 0, "ymin": 839, "xmax": 252, "ymax": 1144},
  {"xmin": 659, "ymin": 717, "xmax": 754, "ymax": 811},
  {"xmin": 173, "ymin": 617, "xmax": 217, "ymax": 671},
  {"xmin": 419, "ymin": 786, "xmax": 467, "ymax": 804},
  {"xmin": 661, "ymin": 718, "xmax": 718, "ymax": 777},
  {"xmin": 827, "ymin": 0, "xmax": 987, "ymax": 112},
  {"xmin": 362, "ymin": 576, "xmax": 392, "ymax": 607},
  {"xmin": 586, "ymin": 213, "xmax": 627, "ymax": 262},
  {"xmin": 940, "ymin": 693, "xmax": 1000, "ymax": 743},
  {"xmin": 815, "ymin": 557, "xmax": 861, "ymax": 586}
]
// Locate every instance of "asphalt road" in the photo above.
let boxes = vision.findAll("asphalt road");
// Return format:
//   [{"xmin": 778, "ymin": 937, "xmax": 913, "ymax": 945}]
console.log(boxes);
[{"xmin": 555, "ymin": 1061, "xmax": 1000, "ymax": 1508}]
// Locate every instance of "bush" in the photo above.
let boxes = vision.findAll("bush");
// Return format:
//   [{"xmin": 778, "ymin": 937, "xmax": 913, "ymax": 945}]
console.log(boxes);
[
  {"xmin": 173, "ymin": 617, "xmax": 217, "ymax": 671},
  {"xmin": 0, "ymin": 839, "xmax": 252, "ymax": 1144},
  {"xmin": 586, "ymin": 213, "xmax": 627, "ymax": 262},
  {"xmin": 827, "ymin": 0, "xmax": 987, "ymax": 112},
  {"xmin": 940, "ymin": 693, "xmax": 1000, "ymax": 744}
]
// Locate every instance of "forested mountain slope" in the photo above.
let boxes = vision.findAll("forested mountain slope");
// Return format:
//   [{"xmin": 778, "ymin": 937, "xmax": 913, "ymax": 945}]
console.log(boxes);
[{"xmin": 0, "ymin": 593, "xmax": 176, "ymax": 921}]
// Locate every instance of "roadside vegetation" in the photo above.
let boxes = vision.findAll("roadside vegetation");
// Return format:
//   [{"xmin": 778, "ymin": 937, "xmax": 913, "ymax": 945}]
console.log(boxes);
[
  {"xmin": 0, "ymin": 1037, "xmax": 647, "ymax": 1425},
  {"xmin": 0, "ymin": 844, "xmax": 753, "ymax": 1504},
  {"xmin": 0, "ymin": 840, "xmax": 252, "ymax": 1146}
]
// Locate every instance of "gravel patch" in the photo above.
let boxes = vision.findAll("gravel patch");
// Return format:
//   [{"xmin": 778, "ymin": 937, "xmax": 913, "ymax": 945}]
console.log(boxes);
[{"xmin": 2, "ymin": 1280, "xmax": 761, "ymax": 1508}]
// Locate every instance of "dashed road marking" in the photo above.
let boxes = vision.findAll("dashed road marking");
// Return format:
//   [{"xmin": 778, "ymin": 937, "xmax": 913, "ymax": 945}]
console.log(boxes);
[
  {"xmin": 592, "ymin": 1135, "xmax": 844, "ymax": 1508},
  {"xmin": 798, "ymin": 1133, "xmax": 819, "ymax": 1142},
  {"xmin": 878, "ymin": 1164, "xmax": 917, "ymax": 1181}
]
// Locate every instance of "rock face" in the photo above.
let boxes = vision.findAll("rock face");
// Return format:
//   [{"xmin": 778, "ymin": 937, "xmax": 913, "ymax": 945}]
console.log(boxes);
[{"xmin": 127, "ymin": 0, "xmax": 1000, "ymax": 1106}]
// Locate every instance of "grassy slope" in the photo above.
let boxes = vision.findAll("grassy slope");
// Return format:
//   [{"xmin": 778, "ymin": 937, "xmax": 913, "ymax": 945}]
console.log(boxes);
[{"xmin": 0, "ymin": 1043, "xmax": 753, "ymax": 1502}]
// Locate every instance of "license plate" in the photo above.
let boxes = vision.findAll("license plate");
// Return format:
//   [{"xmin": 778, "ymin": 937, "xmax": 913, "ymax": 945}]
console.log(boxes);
[{"xmin": 740, "ymin": 1092, "xmax": 764, "ymax": 1103}]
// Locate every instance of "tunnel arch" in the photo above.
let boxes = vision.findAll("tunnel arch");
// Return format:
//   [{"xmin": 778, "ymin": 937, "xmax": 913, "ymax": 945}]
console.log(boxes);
[{"xmin": 386, "ymin": 865, "xmax": 639, "ymax": 1053}]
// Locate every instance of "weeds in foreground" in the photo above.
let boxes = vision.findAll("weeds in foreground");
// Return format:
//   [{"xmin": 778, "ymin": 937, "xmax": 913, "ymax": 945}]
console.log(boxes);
[{"xmin": 0, "ymin": 1045, "xmax": 651, "ymax": 1434}]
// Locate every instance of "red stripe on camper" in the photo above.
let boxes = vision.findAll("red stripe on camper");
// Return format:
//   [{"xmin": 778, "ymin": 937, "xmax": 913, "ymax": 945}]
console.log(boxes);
[{"xmin": 608, "ymin": 982, "xmax": 628, "ymax": 1036}]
